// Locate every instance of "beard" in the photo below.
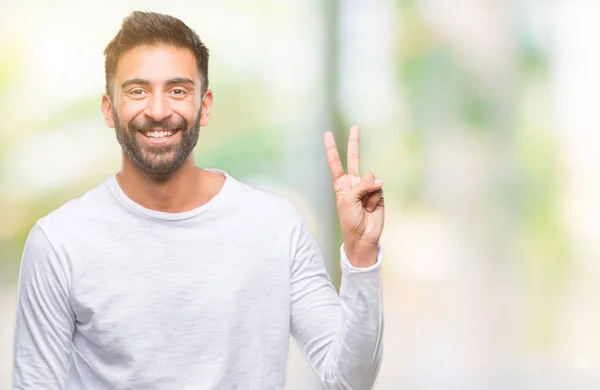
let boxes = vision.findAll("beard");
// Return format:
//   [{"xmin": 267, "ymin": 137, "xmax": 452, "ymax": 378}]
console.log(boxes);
[{"xmin": 113, "ymin": 108, "xmax": 201, "ymax": 176}]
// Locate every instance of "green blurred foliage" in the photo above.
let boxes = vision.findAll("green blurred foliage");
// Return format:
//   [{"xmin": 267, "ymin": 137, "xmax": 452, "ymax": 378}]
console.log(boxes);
[{"xmin": 1, "ymin": 2, "xmax": 568, "ymax": 305}]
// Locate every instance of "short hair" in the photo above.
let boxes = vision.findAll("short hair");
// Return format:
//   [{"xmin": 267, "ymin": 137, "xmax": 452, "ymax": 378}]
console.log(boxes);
[{"xmin": 104, "ymin": 11, "xmax": 209, "ymax": 97}]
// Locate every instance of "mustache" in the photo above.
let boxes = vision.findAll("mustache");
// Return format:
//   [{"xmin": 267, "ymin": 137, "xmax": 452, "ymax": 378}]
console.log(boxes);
[{"xmin": 128, "ymin": 116, "xmax": 188, "ymax": 133}]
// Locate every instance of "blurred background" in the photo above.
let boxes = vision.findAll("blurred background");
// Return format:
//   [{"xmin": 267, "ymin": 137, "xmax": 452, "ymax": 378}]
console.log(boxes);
[{"xmin": 1, "ymin": 0, "xmax": 600, "ymax": 388}]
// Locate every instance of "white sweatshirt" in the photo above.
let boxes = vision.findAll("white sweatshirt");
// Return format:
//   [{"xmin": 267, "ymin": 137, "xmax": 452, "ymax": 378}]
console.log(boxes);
[{"xmin": 13, "ymin": 169, "xmax": 383, "ymax": 390}]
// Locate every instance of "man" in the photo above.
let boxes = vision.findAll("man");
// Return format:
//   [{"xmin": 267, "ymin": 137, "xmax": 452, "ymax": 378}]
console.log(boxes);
[{"xmin": 13, "ymin": 11, "xmax": 385, "ymax": 390}]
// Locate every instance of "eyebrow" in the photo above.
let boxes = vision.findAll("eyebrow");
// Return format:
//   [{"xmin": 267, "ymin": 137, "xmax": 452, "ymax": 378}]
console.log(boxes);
[
  {"xmin": 165, "ymin": 78, "xmax": 195, "ymax": 87},
  {"xmin": 120, "ymin": 78, "xmax": 196, "ymax": 89}
]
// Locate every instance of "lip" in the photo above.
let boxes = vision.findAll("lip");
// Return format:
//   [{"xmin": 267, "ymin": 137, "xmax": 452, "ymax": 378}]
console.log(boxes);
[{"xmin": 138, "ymin": 130, "xmax": 180, "ymax": 145}]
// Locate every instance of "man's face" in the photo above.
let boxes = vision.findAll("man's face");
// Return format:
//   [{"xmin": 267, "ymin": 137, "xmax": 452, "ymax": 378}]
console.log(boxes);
[{"xmin": 102, "ymin": 44, "xmax": 211, "ymax": 176}]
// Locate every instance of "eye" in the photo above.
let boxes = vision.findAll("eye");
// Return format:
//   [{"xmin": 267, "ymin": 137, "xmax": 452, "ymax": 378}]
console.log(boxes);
[
  {"xmin": 128, "ymin": 88, "xmax": 147, "ymax": 96},
  {"xmin": 170, "ymin": 88, "xmax": 186, "ymax": 96}
]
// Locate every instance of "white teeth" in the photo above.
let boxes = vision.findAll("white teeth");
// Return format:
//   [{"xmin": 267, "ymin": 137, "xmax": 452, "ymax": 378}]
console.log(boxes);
[{"xmin": 145, "ymin": 131, "xmax": 174, "ymax": 138}]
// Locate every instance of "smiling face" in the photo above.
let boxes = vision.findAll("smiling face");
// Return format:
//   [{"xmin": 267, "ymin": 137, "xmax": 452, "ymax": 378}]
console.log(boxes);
[{"xmin": 101, "ymin": 44, "xmax": 213, "ymax": 176}]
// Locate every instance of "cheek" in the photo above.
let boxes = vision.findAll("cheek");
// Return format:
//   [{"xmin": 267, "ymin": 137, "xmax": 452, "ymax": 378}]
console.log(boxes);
[
  {"xmin": 118, "ymin": 101, "xmax": 147, "ymax": 125},
  {"xmin": 171, "ymin": 101, "xmax": 199, "ymax": 123}
]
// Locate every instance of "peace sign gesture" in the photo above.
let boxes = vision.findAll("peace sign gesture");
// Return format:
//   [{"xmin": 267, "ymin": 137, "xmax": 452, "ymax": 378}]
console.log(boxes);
[{"xmin": 324, "ymin": 125, "xmax": 385, "ymax": 267}]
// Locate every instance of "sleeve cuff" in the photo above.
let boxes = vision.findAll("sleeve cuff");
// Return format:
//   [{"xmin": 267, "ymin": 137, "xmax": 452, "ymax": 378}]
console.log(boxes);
[{"xmin": 340, "ymin": 243, "xmax": 384, "ymax": 273}]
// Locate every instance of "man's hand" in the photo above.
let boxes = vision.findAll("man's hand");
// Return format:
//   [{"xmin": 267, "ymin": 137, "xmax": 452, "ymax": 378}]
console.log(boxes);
[{"xmin": 324, "ymin": 125, "xmax": 385, "ymax": 267}]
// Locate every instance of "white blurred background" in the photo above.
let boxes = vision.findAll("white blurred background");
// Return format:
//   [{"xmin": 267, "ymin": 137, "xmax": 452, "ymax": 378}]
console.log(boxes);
[{"xmin": 2, "ymin": 0, "xmax": 600, "ymax": 388}]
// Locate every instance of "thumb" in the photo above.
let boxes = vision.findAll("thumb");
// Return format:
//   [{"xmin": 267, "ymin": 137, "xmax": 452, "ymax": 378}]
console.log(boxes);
[{"xmin": 350, "ymin": 178, "xmax": 384, "ymax": 200}]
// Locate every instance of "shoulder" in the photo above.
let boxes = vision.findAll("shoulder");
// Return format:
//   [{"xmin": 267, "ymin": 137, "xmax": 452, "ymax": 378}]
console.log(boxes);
[
  {"xmin": 217, "ymin": 171, "xmax": 318, "ymax": 239},
  {"xmin": 34, "ymin": 176, "xmax": 114, "ymax": 243},
  {"xmin": 227, "ymin": 175, "xmax": 307, "ymax": 222},
  {"xmin": 225, "ymin": 176, "xmax": 320, "ymax": 254}
]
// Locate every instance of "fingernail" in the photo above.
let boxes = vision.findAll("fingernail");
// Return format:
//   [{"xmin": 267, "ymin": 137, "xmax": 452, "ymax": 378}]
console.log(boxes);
[
  {"xmin": 366, "ymin": 207, "xmax": 373, "ymax": 212},
  {"xmin": 374, "ymin": 179, "xmax": 384, "ymax": 186}
]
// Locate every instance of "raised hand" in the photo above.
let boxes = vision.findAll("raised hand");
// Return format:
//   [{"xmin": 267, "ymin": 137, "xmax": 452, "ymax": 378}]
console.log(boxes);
[{"xmin": 324, "ymin": 125, "xmax": 384, "ymax": 267}]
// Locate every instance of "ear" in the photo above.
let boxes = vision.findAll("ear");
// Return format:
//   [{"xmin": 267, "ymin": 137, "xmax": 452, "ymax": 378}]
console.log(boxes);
[
  {"xmin": 200, "ymin": 89, "xmax": 213, "ymax": 127},
  {"xmin": 101, "ymin": 93, "xmax": 116, "ymax": 128}
]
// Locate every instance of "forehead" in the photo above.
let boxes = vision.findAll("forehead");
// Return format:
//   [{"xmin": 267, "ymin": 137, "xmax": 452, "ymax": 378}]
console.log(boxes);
[{"xmin": 115, "ymin": 44, "xmax": 199, "ymax": 86}]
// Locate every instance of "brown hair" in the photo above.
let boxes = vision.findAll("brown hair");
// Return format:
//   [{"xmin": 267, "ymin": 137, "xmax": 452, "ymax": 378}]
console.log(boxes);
[{"xmin": 104, "ymin": 11, "xmax": 209, "ymax": 97}]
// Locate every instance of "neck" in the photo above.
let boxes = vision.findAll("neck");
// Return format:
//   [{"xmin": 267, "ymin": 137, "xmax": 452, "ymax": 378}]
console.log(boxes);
[{"xmin": 116, "ymin": 155, "xmax": 217, "ymax": 213}]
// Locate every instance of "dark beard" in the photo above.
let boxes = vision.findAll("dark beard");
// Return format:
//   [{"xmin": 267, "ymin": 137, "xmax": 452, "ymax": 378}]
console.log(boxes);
[{"xmin": 113, "ymin": 108, "xmax": 201, "ymax": 177}]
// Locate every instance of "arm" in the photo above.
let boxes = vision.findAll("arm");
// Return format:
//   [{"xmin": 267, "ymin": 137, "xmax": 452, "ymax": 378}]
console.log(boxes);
[
  {"xmin": 290, "ymin": 125, "xmax": 387, "ymax": 388},
  {"xmin": 13, "ymin": 222, "xmax": 75, "ymax": 389},
  {"xmin": 290, "ymin": 219, "xmax": 383, "ymax": 390}
]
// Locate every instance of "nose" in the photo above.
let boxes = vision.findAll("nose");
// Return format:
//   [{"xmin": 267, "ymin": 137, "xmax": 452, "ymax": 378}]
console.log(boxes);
[{"xmin": 144, "ymin": 93, "xmax": 173, "ymax": 122}]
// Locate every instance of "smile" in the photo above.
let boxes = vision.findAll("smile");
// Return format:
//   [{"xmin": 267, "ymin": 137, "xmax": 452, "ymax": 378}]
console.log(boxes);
[
  {"xmin": 142, "ymin": 129, "xmax": 177, "ymax": 138},
  {"xmin": 139, "ymin": 129, "xmax": 179, "ymax": 145}
]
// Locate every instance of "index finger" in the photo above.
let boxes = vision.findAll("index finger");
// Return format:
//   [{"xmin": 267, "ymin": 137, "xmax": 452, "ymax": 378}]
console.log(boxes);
[{"xmin": 324, "ymin": 131, "xmax": 345, "ymax": 181}]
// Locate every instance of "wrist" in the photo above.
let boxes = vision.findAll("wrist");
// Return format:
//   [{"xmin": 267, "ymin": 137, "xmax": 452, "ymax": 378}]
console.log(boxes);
[{"xmin": 343, "ymin": 240, "xmax": 379, "ymax": 268}]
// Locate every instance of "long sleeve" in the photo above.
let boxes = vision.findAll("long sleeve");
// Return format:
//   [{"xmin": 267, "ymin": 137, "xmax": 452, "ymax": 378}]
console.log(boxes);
[
  {"xmin": 289, "ymin": 219, "xmax": 384, "ymax": 390},
  {"xmin": 13, "ymin": 222, "xmax": 75, "ymax": 389}
]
